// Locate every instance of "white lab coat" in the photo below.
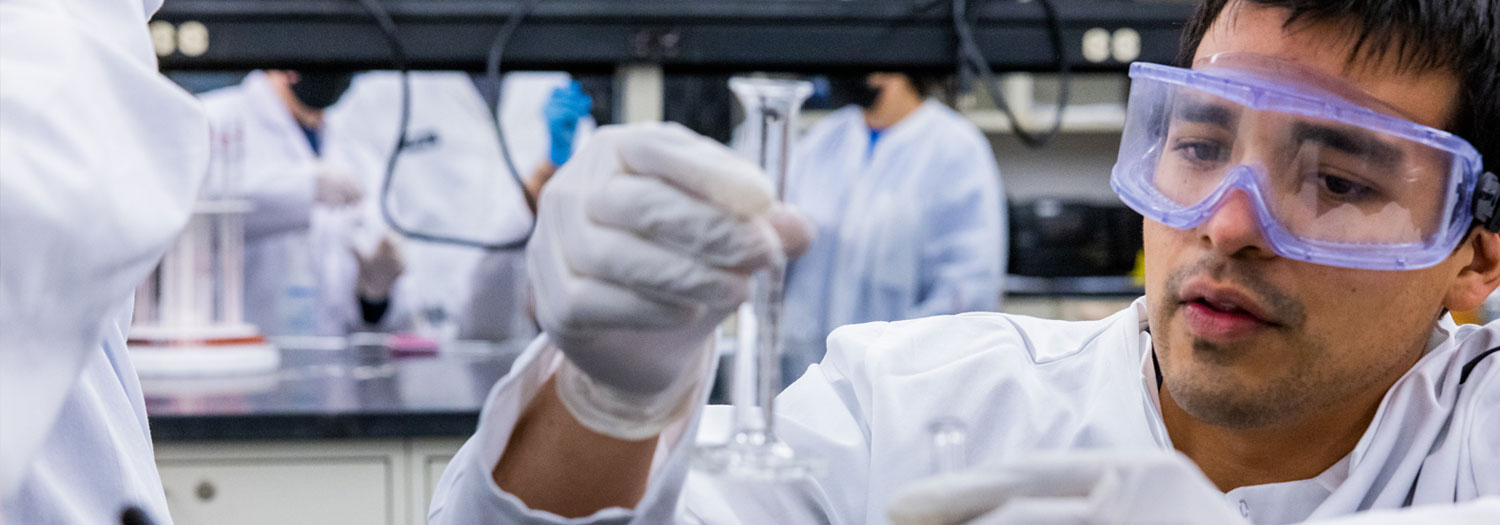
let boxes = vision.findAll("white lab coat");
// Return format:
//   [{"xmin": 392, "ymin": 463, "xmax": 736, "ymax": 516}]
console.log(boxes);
[
  {"xmin": 427, "ymin": 298, "xmax": 1499, "ymax": 524},
  {"xmin": 0, "ymin": 0, "xmax": 205, "ymax": 522},
  {"xmin": 198, "ymin": 71, "xmax": 377, "ymax": 336},
  {"xmin": 326, "ymin": 71, "xmax": 592, "ymax": 340},
  {"xmin": 782, "ymin": 101, "xmax": 1006, "ymax": 375}
]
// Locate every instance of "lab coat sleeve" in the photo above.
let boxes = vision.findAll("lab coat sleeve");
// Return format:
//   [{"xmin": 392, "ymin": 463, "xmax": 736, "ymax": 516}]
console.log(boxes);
[
  {"xmin": 345, "ymin": 269, "xmax": 414, "ymax": 334},
  {"xmin": 425, "ymin": 335, "xmax": 705, "ymax": 524},
  {"xmin": 236, "ymin": 161, "xmax": 316, "ymax": 241},
  {"xmin": 910, "ymin": 134, "xmax": 1005, "ymax": 317},
  {"xmin": 428, "ymin": 324, "xmax": 891, "ymax": 524},
  {"xmin": 305, "ymin": 207, "xmax": 413, "ymax": 336},
  {"xmin": 1302, "ymin": 496, "xmax": 1500, "ymax": 524},
  {"xmin": 312, "ymin": 98, "xmax": 411, "ymax": 334},
  {"xmin": 0, "ymin": 0, "xmax": 208, "ymax": 497},
  {"xmin": 197, "ymin": 91, "xmax": 317, "ymax": 241}
]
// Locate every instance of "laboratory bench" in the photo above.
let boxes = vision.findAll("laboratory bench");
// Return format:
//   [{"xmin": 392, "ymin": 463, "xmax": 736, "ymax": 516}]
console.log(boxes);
[
  {"xmin": 137, "ymin": 275, "xmax": 1132, "ymax": 525},
  {"xmin": 142, "ymin": 339, "xmax": 528, "ymax": 525},
  {"xmin": 143, "ymin": 339, "xmax": 527, "ymax": 441}
]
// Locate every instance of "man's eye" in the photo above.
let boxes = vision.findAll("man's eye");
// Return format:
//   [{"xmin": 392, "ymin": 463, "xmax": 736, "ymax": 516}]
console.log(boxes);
[
  {"xmin": 1319, "ymin": 173, "xmax": 1376, "ymax": 201},
  {"xmin": 1173, "ymin": 140, "xmax": 1228, "ymax": 163}
]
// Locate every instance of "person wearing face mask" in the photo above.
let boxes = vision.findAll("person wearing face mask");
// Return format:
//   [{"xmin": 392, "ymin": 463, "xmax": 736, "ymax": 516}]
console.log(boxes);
[
  {"xmin": 198, "ymin": 70, "xmax": 410, "ymax": 336},
  {"xmin": 779, "ymin": 72, "xmax": 1007, "ymax": 379}
]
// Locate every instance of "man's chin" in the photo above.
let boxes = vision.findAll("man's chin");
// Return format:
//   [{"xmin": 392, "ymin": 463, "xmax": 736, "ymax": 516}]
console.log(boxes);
[
  {"xmin": 1166, "ymin": 377, "xmax": 1285, "ymax": 428},
  {"xmin": 1160, "ymin": 340, "xmax": 1279, "ymax": 424}
]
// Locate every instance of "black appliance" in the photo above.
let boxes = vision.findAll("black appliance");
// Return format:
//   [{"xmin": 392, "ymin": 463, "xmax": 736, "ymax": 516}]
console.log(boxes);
[{"xmin": 1008, "ymin": 199, "xmax": 1143, "ymax": 277}]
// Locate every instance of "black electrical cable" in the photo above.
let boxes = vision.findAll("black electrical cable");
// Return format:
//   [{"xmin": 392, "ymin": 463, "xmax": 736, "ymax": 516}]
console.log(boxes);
[
  {"xmin": 354, "ymin": 0, "xmax": 541, "ymax": 251},
  {"xmin": 485, "ymin": 0, "xmax": 546, "ymax": 217},
  {"xmin": 952, "ymin": 0, "xmax": 1071, "ymax": 148}
]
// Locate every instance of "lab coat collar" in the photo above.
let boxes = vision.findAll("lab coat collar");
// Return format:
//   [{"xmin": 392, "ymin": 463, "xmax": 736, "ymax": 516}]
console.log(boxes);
[
  {"xmin": 1350, "ymin": 312, "xmax": 1452, "ymax": 456},
  {"xmin": 864, "ymin": 99, "xmax": 945, "ymax": 151},
  {"xmin": 1346, "ymin": 314, "xmax": 1459, "ymax": 466},
  {"xmin": 1129, "ymin": 298, "xmax": 1174, "ymax": 449},
  {"xmin": 829, "ymin": 99, "xmax": 948, "ymax": 160}
]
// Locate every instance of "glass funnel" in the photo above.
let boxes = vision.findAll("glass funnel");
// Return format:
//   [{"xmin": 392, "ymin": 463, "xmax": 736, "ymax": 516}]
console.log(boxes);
[{"xmin": 693, "ymin": 76, "xmax": 820, "ymax": 480}]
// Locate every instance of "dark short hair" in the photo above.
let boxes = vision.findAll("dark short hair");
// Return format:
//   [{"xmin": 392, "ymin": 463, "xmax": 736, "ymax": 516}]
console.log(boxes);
[
  {"xmin": 898, "ymin": 71, "xmax": 946, "ymax": 98},
  {"xmin": 1176, "ymin": 0, "xmax": 1499, "ymax": 176}
]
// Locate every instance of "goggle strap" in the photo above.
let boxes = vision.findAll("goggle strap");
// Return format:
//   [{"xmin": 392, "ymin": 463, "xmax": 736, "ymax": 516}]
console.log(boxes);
[{"xmin": 1474, "ymin": 171, "xmax": 1500, "ymax": 233}]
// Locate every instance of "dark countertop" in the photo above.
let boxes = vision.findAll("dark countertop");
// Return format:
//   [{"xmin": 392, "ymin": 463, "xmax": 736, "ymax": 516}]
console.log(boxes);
[
  {"xmin": 143, "ymin": 338, "xmax": 529, "ymax": 442},
  {"xmin": 142, "ymin": 275, "xmax": 1138, "ymax": 443},
  {"xmin": 1004, "ymin": 275, "xmax": 1144, "ymax": 297}
]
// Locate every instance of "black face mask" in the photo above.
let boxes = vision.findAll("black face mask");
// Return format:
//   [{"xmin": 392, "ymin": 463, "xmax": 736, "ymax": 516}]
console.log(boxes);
[
  {"xmin": 827, "ymin": 75, "xmax": 881, "ymax": 110},
  {"xmin": 289, "ymin": 71, "xmax": 354, "ymax": 110}
]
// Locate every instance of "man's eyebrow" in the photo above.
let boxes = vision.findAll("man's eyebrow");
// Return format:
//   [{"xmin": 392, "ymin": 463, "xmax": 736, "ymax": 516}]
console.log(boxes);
[
  {"xmin": 1291, "ymin": 122, "xmax": 1405, "ymax": 166},
  {"xmin": 1171, "ymin": 97, "xmax": 1238, "ymax": 130}
]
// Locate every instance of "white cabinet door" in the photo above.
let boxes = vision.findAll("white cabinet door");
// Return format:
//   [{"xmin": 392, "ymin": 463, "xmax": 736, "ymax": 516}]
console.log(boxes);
[
  {"xmin": 408, "ymin": 438, "xmax": 465, "ymax": 525},
  {"xmin": 159, "ymin": 459, "xmax": 394, "ymax": 525}
]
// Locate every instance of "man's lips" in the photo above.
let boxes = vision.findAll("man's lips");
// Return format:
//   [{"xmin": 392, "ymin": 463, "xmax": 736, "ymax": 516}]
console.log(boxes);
[
  {"xmin": 1177, "ymin": 280, "xmax": 1279, "ymax": 342},
  {"xmin": 1179, "ymin": 281, "xmax": 1278, "ymax": 324}
]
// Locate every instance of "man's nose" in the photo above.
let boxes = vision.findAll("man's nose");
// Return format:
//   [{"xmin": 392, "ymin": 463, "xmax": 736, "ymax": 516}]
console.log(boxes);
[{"xmin": 1198, "ymin": 188, "xmax": 1277, "ymax": 262}]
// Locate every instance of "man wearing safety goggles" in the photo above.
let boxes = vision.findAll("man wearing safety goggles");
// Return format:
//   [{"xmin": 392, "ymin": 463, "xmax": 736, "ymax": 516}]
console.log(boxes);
[{"xmin": 426, "ymin": 1, "xmax": 1500, "ymax": 524}]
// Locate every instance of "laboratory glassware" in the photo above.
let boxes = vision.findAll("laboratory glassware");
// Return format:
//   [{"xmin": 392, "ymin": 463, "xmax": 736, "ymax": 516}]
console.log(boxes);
[
  {"xmin": 128, "ymin": 122, "xmax": 278, "ymax": 376},
  {"xmin": 693, "ymin": 77, "xmax": 820, "ymax": 480}
]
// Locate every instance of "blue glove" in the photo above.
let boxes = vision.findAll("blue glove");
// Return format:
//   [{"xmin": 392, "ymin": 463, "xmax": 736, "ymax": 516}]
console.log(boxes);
[{"xmin": 544, "ymin": 81, "xmax": 592, "ymax": 166}]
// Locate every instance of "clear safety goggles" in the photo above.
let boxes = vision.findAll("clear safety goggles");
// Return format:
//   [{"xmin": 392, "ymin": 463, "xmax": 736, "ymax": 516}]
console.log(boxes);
[{"xmin": 1111, "ymin": 53, "xmax": 1499, "ymax": 271}]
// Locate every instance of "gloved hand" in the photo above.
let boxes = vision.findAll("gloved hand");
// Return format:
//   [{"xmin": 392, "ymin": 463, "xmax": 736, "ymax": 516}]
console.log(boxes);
[
  {"xmin": 528, "ymin": 121, "xmax": 812, "ymax": 440},
  {"xmin": 544, "ymin": 81, "xmax": 592, "ymax": 166},
  {"xmin": 354, "ymin": 235, "xmax": 405, "ymax": 301},
  {"xmin": 314, "ymin": 165, "xmax": 363, "ymax": 207},
  {"xmin": 888, "ymin": 450, "xmax": 1248, "ymax": 525}
]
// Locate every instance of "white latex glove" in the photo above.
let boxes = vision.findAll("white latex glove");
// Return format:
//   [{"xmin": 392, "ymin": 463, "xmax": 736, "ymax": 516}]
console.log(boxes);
[
  {"xmin": 314, "ymin": 166, "xmax": 364, "ymax": 207},
  {"xmin": 888, "ymin": 450, "xmax": 1247, "ymax": 525},
  {"xmin": 354, "ymin": 235, "xmax": 405, "ymax": 301},
  {"xmin": 528, "ymin": 121, "xmax": 812, "ymax": 439}
]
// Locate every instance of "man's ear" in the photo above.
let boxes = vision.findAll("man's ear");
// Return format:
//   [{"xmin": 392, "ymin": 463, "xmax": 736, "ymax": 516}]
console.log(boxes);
[{"xmin": 1446, "ymin": 230, "xmax": 1500, "ymax": 312}]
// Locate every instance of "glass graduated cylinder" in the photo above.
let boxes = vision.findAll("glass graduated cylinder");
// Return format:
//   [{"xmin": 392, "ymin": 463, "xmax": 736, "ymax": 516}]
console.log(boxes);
[{"xmin": 693, "ymin": 77, "xmax": 820, "ymax": 480}]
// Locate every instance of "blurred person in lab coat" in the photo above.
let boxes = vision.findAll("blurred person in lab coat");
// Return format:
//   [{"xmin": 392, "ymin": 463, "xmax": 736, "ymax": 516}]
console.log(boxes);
[
  {"xmin": 197, "ymin": 69, "xmax": 401, "ymax": 337},
  {"xmin": 199, "ymin": 69, "xmax": 590, "ymax": 341},
  {"xmin": 425, "ymin": 1, "xmax": 1500, "ymax": 524},
  {"xmin": 781, "ymin": 72, "xmax": 1006, "ymax": 378},
  {"xmin": 327, "ymin": 71, "xmax": 594, "ymax": 341},
  {"xmin": 1, "ymin": 0, "xmax": 209, "ymax": 521}
]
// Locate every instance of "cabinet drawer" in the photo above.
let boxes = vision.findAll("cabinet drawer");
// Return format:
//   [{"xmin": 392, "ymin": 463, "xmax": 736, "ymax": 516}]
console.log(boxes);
[{"xmin": 159, "ymin": 458, "xmax": 393, "ymax": 525}]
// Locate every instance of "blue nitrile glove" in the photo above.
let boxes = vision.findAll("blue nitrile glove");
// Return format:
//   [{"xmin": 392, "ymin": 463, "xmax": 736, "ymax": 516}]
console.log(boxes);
[{"xmin": 545, "ymin": 81, "xmax": 592, "ymax": 166}]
